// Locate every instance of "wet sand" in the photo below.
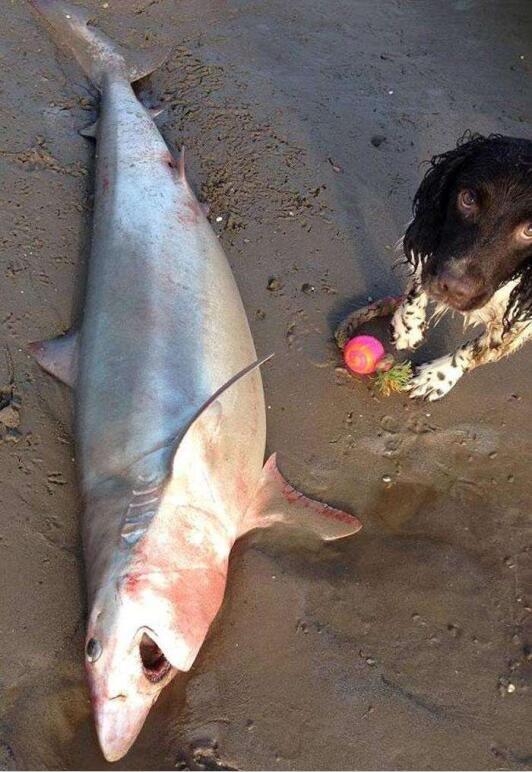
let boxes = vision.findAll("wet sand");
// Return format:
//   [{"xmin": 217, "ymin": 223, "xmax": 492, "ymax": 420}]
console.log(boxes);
[{"xmin": 0, "ymin": 0, "xmax": 531, "ymax": 769}]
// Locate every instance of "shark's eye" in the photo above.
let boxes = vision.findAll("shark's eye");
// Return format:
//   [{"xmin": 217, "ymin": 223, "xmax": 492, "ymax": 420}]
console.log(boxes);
[
  {"xmin": 139, "ymin": 633, "xmax": 172, "ymax": 683},
  {"xmin": 86, "ymin": 637, "xmax": 102, "ymax": 662}
]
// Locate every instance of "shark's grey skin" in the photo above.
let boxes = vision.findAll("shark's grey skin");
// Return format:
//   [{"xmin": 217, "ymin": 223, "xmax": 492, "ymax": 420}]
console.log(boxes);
[{"xmin": 29, "ymin": 0, "xmax": 361, "ymax": 761}]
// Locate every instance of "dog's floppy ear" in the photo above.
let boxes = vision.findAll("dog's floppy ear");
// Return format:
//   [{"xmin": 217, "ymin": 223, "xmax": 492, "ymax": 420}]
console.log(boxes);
[
  {"xmin": 505, "ymin": 259, "xmax": 532, "ymax": 333},
  {"xmin": 404, "ymin": 133, "xmax": 494, "ymax": 271}
]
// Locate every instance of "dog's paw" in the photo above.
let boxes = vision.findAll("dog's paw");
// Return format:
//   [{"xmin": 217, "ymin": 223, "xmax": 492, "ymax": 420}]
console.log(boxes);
[
  {"xmin": 408, "ymin": 355, "xmax": 463, "ymax": 401},
  {"xmin": 391, "ymin": 308, "xmax": 425, "ymax": 351}
]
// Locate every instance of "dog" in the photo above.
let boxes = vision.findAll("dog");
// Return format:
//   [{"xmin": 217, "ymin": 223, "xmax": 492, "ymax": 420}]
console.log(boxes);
[{"xmin": 391, "ymin": 133, "xmax": 532, "ymax": 400}]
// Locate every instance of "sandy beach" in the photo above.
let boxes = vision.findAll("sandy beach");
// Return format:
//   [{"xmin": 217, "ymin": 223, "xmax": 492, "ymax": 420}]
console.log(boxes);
[{"xmin": 0, "ymin": 0, "xmax": 530, "ymax": 769}]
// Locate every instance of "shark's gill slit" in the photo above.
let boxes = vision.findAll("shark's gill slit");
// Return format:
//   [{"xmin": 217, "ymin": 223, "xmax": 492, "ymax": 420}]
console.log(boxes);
[{"xmin": 139, "ymin": 632, "xmax": 172, "ymax": 683}]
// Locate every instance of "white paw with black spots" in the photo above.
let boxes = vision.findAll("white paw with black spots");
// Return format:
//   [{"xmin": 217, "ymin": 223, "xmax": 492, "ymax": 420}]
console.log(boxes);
[
  {"xmin": 408, "ymin": 355, "xmax": 463, "ymax": 401},
  {"xmin": 391, "ymin": 307, "xmax": 425, "ymax": 351}
]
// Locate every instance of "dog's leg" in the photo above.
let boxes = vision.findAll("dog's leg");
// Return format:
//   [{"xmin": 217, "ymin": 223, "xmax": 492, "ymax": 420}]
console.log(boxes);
[
  {"xmin": 391, "ymin": 274, "xmax": 428, "ymax": 350},
  {"xmin": 408, "ymin": 320, "xmax": 532, "ymax": 401}
]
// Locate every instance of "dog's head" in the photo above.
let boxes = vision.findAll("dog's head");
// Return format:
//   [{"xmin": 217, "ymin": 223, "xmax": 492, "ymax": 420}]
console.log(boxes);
[{"xmin": 404, "ymin": 134, "xmax": 532, "ymax": 314}]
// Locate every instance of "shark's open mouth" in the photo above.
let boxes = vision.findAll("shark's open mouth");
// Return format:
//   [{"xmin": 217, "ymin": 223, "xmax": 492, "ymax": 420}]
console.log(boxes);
[{"xmin": 139, "ymin": 633, "xmax": 172, "ymax": 683}]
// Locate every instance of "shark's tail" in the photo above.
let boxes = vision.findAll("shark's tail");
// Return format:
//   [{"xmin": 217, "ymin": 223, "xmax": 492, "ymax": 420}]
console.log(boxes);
[{"xmin": 30, "ymin": 0, "xmax": 170, "ymax": 89}]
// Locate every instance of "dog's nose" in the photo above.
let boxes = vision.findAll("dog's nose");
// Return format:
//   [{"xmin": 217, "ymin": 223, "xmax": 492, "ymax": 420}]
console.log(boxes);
[{"xmin": 433, "ymin": 269, "xmax": 484, "ymax": 309}]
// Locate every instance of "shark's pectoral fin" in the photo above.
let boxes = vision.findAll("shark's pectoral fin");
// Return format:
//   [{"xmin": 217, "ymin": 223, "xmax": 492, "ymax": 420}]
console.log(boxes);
[
  {"xmin": 239, "ymin": 453, "xmax": 362, "ymax": 541},
  {"xmin": 173, "ymin": 353, "xmax": 273, "ymax": 454},
  {"xmin": 28, "ymin": 330, "xmax": 79, "ymax": 387}
]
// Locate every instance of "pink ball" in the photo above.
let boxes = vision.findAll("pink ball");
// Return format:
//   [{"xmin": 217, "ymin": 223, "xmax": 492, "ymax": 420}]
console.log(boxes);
[{"xmin": 344, "ymin": 335, "xmax": 385, "ymax": 375}]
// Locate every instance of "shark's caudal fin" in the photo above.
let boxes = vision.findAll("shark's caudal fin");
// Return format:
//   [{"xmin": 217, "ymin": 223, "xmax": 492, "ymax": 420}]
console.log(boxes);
[
  {"xmin": 30, "ymin": 0, "xmax": 170, "ymax": 89},
  {"xmin": 240, "ymin": 453, "xmax": 362, "ymax": 540}
]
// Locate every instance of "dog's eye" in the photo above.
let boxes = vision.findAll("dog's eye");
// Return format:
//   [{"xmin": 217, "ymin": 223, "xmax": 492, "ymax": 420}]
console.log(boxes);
[
  {"xmin": 457, "ymin": 189, "xmax": 478, "ymax": 211},
  {"xmin": 518, "ymin": 222, "xmax": 532, "ymax": 241}
]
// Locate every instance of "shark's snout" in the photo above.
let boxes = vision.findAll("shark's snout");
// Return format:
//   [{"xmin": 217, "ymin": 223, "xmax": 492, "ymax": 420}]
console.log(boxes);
[{"xmin": 93, "ymin": 694, "xmax": 154, "ymax": 763}]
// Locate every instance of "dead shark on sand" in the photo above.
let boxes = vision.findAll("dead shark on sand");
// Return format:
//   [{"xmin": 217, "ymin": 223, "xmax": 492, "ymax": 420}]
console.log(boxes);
[{"xmin": 29, "ymin": 0, "xmax": 362, "ymax": 761}]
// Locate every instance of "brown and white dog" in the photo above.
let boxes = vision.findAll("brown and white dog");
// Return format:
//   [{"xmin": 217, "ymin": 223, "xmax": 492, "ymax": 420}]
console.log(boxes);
[{"xmin": 391, "ymin": 134, "xmax": 532, "ymax": 400}]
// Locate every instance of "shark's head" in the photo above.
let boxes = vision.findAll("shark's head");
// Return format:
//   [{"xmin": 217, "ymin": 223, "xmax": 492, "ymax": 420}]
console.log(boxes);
[
  {"xmin": 85, "ymin": 561, "xmax": 228, "ymax": 762},
  {"xmin": 85, "ymin": 581, "xmax": 182, "ymax": 762},
  {"xmin": 85, "ymin": 626, "xmax": 175, "ymax": 762}
]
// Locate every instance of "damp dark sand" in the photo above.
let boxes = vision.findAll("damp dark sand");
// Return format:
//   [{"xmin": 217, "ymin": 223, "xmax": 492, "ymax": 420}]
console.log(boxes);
[{"xmin": 0, "ymin": 1, "xmax": 530, "ymax": 769}]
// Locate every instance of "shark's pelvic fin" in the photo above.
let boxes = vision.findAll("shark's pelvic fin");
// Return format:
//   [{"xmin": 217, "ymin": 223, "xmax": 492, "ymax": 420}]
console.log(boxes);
[{"xmin": 239, "ymin": 453, "xmax": 362, "ymax": 540}]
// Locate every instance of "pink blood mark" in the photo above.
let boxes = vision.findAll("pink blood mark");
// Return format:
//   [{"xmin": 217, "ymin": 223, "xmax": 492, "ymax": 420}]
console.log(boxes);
[
  {"xmin": 163, "ymin": 151, "xmax": 184, "ymax": 177},
  {"xmin": 165, "ymin": 155, "xmax": 178, "ymax": 170},
  {"xmin": 178, "ymin": 199, "xmax": 202, "ymax": 225},
  {"xmin": 102, "ymin": 176, "xmax": 110, "ymax": 192},
  {"xmin": 235, "ymin": 471, "xmax": 250, "ymax": 503},
  {"xmin": 268, "ymin": 453, "xmax": 359, "ymax": 526},
  {"xmin": 122, "ymin": 573, "xmax": 143, "ymax": 597},
  {"xmin": 282, "ymin": 483, "xmax": 302, "ymax": 504}
]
